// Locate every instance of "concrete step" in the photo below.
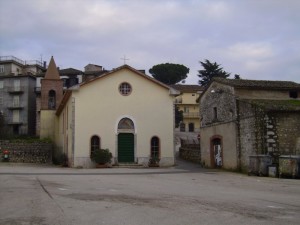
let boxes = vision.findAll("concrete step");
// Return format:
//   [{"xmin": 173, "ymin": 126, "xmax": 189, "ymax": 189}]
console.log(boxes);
[{"xmin": 113, "ymin": 163, "xmax": 144, "ymax": 168}]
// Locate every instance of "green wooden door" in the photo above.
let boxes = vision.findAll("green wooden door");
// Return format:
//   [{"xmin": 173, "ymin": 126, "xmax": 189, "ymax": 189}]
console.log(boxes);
[{"xmin": 118, "ymin": 133, "xmax": 134, "ymax": 163}]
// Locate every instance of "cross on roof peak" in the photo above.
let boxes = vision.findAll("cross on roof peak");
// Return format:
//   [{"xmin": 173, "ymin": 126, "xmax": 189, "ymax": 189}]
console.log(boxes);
[{"xmin": 121, "ymin": 55, "xmax": 130, "ymax": 65}]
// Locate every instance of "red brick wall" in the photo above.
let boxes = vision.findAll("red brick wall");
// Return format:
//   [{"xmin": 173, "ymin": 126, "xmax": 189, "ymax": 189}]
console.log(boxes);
[{"xmin": 41, "ymin": 79, "xmax": 63, "ymax": 110}]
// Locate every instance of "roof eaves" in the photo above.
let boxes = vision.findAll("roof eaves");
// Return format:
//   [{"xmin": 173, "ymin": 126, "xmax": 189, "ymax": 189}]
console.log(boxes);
[
  {"xmin": 81, "ymin": 64, "xmax": 171, "ymax": 91},
  {"xmin": 56, "ymin": 90, "xmax": 72, "ymax": 116}
]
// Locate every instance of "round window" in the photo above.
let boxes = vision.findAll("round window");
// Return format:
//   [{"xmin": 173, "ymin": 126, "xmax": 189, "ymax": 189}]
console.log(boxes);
[{"xmin": 119, "ymin": 82, "xmax": 132, "ymax": 96}]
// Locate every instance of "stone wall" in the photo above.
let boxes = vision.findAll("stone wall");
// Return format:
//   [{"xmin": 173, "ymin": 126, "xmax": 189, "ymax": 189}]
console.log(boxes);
[
  {"xmin": 238, "ymin": 100, "xmax": 263, "ymax": 172},
  {"xmin": 0, "ymin": 140, "xmax": 52, "ymax": 163},
  {"xmin": 200, "ymin": 83, "xmax": 237, "ymax": 126},
  {"xmin": 238, "ymin": 100, "xmax": 300, "ymax": 171},
  {"xmin": 272, "ymin": 112, "xmax": 300, "ymax": 155},
  {"xmin": 179, "ymin": 145, "xmax": 201, "ymax": 164}
]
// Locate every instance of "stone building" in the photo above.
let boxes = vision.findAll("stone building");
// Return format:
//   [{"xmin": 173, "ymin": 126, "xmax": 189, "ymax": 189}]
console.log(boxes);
[
  {"xmin": 199, "ymin": 77, "xmax": 300, "ymax": 172},
  {"xmin": 83, "ymin": 63, "xmax": 108, "ymax": 82}
]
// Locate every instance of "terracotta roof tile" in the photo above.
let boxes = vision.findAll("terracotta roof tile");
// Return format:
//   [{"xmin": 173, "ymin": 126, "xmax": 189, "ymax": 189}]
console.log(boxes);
[
  {"xmin": 213, "ymin": 77, "xmax": 300, "ymax": 90},
  {"xmin": 170, "ymin": 84, "xmax": 204, "ymax": 92},
  {"xmin": 59, "ymin": 68, "xmax": 83, "ymax": 75}
]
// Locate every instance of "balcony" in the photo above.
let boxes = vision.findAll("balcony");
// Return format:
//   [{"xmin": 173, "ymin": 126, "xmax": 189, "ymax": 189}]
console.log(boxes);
[
  {"xmin": 0, "ymin": 56, "xmax": 24, "ymax": 65},
  {"xmin": 0, "ymin": 56, "xmax": 44, "ymax": 67},
  {"xmin": 34, "ymin": 87, "xmax": 41, "ymax": 94},
  {"xmin": 7, "ymin": 121, "xmax": 23, "ymax": 125},
  {"xmin": 25, "ymin": 60, "xmax": 44, "ymax": 67},
  {"xmin": 8, "ymin": 86, "xmax": 24, "ymax": 94},
  {"xmin": 175, "ymin": 98, "xmax": 182, "ymax": 104},
  {"xmin": 7, "ymin": 103, "xmax": 24, "ymax": 110},
  {"xmin": 183, "ymin": 112, "xmax": 200, "ymax": 118}
]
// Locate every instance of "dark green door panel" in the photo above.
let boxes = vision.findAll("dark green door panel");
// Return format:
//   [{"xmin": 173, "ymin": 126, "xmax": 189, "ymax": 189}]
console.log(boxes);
[{"xmin": 118, "ymin": 133, "xmax": 134, "ymax": 163}]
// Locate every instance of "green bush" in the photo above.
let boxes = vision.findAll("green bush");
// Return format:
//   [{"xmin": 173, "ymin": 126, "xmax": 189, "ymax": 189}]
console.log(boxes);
[{"xmin": 91, "ymin": 149, "xmax": 112, "ymax": 165}]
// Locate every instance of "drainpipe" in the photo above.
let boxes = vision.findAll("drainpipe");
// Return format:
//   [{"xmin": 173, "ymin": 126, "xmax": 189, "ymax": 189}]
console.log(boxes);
[{"xmin": 71, "ymin": 97, "xmax": 75, "ymax": 167}]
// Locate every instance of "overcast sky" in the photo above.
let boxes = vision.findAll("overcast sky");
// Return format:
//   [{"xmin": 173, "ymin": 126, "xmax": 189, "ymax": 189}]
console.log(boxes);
[{"xmin": 1, "ymin": 0, "xmax": 299, "ymax": 84}]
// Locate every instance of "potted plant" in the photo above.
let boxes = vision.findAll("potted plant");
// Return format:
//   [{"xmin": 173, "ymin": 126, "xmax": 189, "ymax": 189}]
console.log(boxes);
[
  {"xmin": 91, "ymin": 149, "xmax": 112, "ymax": 168},
  {"xmin": 148, "ymin": 155, "xmax": 160, "ymax": 167}
]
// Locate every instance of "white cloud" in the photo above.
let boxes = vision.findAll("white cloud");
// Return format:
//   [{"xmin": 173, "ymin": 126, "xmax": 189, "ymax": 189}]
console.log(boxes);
[
  {"xmin": 0, "ymin": 0, "xmax": 300, "ymax": 83},
  {"xmin": 227, "ymin": 42, "xmax": 275, "ymax": 60}
]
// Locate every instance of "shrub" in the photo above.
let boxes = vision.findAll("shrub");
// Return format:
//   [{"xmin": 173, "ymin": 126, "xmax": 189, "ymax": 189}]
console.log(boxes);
[
  {"xmin": 148, "ymin": 156, "xmax": 160, "ymax": 167},
  {"xmin": 91, "ymin": 149, "xmax": 112, "ymax": 165}
]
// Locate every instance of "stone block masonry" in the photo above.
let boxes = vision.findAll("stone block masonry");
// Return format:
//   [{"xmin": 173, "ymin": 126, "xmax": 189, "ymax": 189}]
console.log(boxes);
[
  {"xmin": 179, "ymin": 145, "xmax": 201, "ymax": 164},
  {"xmin": 0, "ymin": 140, "xmax": 52, "ymax": 163}
]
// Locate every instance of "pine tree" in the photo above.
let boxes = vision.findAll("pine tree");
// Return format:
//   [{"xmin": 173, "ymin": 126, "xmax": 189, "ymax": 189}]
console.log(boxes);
[{"xmin": 198, "ymin": 60, "xmax": 230, "ymax": 86}]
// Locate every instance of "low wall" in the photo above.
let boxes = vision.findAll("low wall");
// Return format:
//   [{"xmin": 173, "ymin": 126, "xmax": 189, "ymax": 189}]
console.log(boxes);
[
  {"xmin": 179, "ymin": 145, "xmax": 201, "ymax": 164},
  {"xmin": 0, "ymin": 140, "xmax": 52, "ymax": 163}
]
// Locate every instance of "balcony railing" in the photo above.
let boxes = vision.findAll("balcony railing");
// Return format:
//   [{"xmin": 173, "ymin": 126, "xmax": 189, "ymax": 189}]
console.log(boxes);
[
  {"xmin": 25, "ymin": 60, "xmax": 44, "ymax": 67},
  {"xmin": 7, "ymin": 121, "xmax": 23, "ymax": 125},
  {"xmin": 34, "ymin": 87, "xmax": 41, "ymax": 93},
  {"xmin": 183, "ymin": 112, "xmax": 200, "ymax": 118},
  {"xmin": 7, "ymin": 103, "xmax": 24, "ymax": 109},
  {"xmin": 8, "ymin": 86, "xmax": 24, "ymax": 94},
  {"xmin": 0, "ymin": 56, "xmax": 24, "ymax": 65},
  {"xmin": 175, "ymin": 98, "xmax": 182, "ymax": 104},
  {"xmin": 0, "ymin": 56, "xmax": 44, "ymax": 67}
]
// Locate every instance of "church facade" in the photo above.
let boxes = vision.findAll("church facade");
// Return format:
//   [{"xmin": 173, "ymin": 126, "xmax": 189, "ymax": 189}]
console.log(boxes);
[{"xmin": 41, "ymin": 57, "xmax": 179, "ymax": 168}]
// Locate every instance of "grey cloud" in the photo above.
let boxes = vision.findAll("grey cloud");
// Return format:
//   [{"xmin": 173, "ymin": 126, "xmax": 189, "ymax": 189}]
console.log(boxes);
[{"xmin": 0, "ymin": 0, "xmax": 299, "ymax": 83}]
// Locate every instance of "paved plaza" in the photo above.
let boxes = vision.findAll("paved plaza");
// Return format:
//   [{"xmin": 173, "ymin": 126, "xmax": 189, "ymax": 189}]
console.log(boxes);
[{"xmin": 0, "ymin": 160, "xmax": 299, "ymax": 225}]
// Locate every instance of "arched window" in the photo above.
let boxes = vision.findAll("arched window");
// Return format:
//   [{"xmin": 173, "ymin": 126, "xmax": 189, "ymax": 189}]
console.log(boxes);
[
  {"xmin": 90, "ymin": 135, "xmax": 100, "ymax": 157},
  {"xmin": 151, "ymin": 136, "xmax": 160, "ymax": 158},
  {"xmin": 48, "ymin": 90, "xmax": 56, "ymax": 109},
  {"xmin": 118, "ymin": 118, "xmax": 134, "ymax": 132}
]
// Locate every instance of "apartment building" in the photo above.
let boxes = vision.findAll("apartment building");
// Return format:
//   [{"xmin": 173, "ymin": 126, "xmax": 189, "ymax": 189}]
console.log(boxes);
[{"xmin": 0, "ymin": 56, "xmax": 46, "ymax": 136}]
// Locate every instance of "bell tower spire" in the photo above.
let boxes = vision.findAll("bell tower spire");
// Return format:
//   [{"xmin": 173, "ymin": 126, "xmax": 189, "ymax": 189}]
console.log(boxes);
[
  {"xmin": 40, "ymin": 56, "xmax": 63, "ymax": 139},
  {"xmin": 44, "ymin": 56, "xmax": 60, "ymax": 80}
]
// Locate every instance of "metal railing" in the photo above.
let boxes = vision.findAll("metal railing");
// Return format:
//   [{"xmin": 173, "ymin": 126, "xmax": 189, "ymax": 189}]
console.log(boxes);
[
  {"xmin": 25, "ymin": 60, "xmax": 44, "ymax": 67},
  {"xmin": 0, "ymin": 56, "xmax": 44, "ymax": 67},
  {"xmin": 34, "ymin": 87, "xmax": 41, "ymax": 93},
  {"xmin": 8, "ymin": 86, "xmax": 24, "ymax": 93},
  {"xmin": 183, "ymin": 112, "xmax": 200, "ymax": 118},
  {"xmin": 174, "ymin": 98, "xmax": 182, "ymax": 103},
  {"xmin": 0, "ymin": 56, "xmax": 24, "ymax": 65}
]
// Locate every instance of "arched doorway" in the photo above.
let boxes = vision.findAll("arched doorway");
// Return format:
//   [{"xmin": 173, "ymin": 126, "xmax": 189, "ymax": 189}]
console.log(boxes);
[
  {"xmin": 117, "ymin": 118, "xmax": 135, "ymax": 163},
  {"xmin": 210, "ymin": 137, "xmax": 222, "ymax": 168}
]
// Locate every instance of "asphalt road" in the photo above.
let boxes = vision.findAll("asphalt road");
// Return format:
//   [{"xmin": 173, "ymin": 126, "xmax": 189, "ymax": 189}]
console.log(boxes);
[{"xmin": 0, "ymin": 160, "xmax": 299, "ymax": 225}]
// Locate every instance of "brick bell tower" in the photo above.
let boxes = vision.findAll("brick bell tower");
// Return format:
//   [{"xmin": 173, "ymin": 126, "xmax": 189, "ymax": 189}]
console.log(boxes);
[{"xmin": 40, "ymin": 56, "xmax": 63, "ymax": 139}]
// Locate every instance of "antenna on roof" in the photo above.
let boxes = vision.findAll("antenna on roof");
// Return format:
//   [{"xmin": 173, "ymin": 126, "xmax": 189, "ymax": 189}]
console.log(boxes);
[{"xmin": 121, "ymin": 55, "xmax": 129, "ymax": 65}]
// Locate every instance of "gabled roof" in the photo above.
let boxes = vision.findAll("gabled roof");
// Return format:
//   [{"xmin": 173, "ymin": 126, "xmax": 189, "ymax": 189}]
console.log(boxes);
[
  {"xmin": 80, "ymin": 64, "xmax": 174, "ymax": 91},
  {"xmin": 213, "ymin": 77, "xmax": 300, "ymax": 90},
  {"xmin": 56, "ymin": 64, "xmax": 180, "ymax": 116},
  {"xmin": 59, "ymin": 68, "xmax": 83, "ymax": 76},
  {"xmin": 44, "ymin": 56, "xmax": 60, "ymax": 80},
  {"xmin": 170, "ymin": 84, "xmax": 204, "ymax": 93},
  {"xmin": 84, "ymin": 70, "xmax": 108, "ymax": 76},
  {"xmin": 84, "ymin": 63, "xmax": 102, "ymax": 68}
]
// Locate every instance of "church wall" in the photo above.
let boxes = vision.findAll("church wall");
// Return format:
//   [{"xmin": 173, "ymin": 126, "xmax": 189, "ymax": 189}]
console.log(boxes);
[
  {"xmin": 54, "ymin": 95, "xmax": 75, "ymax": 167},
  {"xmin": 40, "ymin": 110, "xmax": 56, "ymax": 140},
  {"xmin": 70, "ymin": 69, "xmax": 175, "ymax": 167}
]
